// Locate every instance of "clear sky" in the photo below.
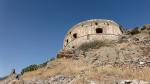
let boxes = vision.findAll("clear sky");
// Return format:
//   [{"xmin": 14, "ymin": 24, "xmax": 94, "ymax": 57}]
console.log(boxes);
[{"xmin": 0, "ymin": 0, "xmax": 150, "ymax": 76}]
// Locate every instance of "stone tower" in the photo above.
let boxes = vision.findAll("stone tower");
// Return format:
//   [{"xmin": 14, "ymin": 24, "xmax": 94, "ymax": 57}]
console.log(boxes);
[{"xmin": 63, "ymin": 19, "xmax": 124, "ymax": 50}]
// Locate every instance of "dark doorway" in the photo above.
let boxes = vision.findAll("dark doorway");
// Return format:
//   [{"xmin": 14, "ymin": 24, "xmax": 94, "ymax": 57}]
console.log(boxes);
[
  {"xmin": 73, "ymin": 33, "xmax": 77, "ymax": 38},
  {"xmin": 95, "ymin": 22, "xmax": 98, "ymax": 25},
  {"xmin": 66, "ymin": 39, "xmax": 68, "ymax": 43},
  {"xmin": 96, "ymin": 28, "xmax": 103, "ymax": 33}
]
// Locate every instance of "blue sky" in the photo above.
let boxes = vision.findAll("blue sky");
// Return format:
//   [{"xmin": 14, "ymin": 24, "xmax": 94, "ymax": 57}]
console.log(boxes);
[{"xmin": 0, "ymin": 0, "xmax": 150, "ymax": 76}]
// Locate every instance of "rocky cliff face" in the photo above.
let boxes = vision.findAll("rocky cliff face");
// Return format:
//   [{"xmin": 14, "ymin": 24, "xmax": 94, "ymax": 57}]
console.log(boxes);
[{"xmin": 2, "ymin": 25, "xmax": 150, "ymax": 84}]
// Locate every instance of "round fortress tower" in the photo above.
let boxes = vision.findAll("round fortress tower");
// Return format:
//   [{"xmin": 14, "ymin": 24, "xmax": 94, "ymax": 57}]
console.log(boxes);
[{"xmin": 63, "ymin": 19, "xmax": 124, "ymax": 50}]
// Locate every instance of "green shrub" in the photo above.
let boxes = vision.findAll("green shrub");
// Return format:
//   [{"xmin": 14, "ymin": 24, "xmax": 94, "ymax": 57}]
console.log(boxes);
[
  {"xmin": 21, "ymin": 64, "xmax": 38, "ymax": 74},
  {"xmin": 78, "ymin": 40, "xmax": 107, "ymax": 51},
  {"xmin": 130, "ymin": 27, "xmax": 140, "ymax": 35},
  {"xmin": 21, "ymin": 57, "xmax": 55, "ymax": 74},
  {"xmin": 56, "ymin": 54, "xmax": 63, "ymax": 59},
  {"xmin": 49, "ymin": 57, "xmax": 55, "ymax": 61},
  {"xmin": 141, "ymin": 26, "xmax": 146, "ymax": 30},
  {"xmin": 38, "ymin": 58, "xmax": 55, "ymax": 68},
  {"xmin": 38, "ymin": 61, "xmax": 48, "ymax": 68}
]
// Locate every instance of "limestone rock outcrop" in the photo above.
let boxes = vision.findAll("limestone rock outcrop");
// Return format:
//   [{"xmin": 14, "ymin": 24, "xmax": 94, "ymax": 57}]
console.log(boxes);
[{"xmin": 1, "ymin": 24, "xmax": 150, "ymax": 84}]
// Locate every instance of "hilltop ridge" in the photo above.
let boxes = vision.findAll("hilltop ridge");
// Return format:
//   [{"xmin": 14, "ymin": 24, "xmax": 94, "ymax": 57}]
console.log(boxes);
[{"xmin": 0, "ymin": 24, "xmax": 150, "ymax": 84}]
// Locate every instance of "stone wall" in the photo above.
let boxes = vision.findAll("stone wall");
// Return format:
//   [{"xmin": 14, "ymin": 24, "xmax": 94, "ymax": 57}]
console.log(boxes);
[{"xmin": 63, "ymin": 19, "xmax": 123, "ymax": 50}]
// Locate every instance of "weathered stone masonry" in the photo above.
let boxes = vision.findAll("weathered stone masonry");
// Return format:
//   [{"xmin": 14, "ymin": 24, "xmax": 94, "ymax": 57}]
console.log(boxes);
[{"xmin": 63, "ymin": 19, "xmax": 124, "ymax": 50}]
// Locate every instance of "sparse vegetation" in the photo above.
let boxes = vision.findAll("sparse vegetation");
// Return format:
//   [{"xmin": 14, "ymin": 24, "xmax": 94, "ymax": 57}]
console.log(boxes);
[
  {"xmin": 129, "ymin": 27, "xmax": 140, "ymax": 35},
  {"xmin": 21, "ymin": 57, "xmax": 55, "ymax": 74},
  {"xmin": 21, "ymin": 58, "xmax": 150, "ymax": 81},
  {"xmin": 78, "ymin": 40, "xmax": 108, "ymax": 51},
  {"xmin": 21, "ymin": 64, "xmax": 39, "ymax": 75},
  {"xmin": 57, "ymin": 54, "xmax": 62, "ymax": 59},
  {"xmin": 141, "ymin": 26, "xmax": 146, "ymax": 30}
]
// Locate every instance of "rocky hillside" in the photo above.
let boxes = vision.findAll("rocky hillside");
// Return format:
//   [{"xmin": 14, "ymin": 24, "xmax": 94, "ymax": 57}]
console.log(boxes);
[{"xmin": 1, "ymin": 25, "xmax": 150, "ymax": 84}]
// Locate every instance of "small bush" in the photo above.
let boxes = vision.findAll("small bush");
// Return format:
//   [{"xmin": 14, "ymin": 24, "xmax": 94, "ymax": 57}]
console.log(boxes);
[
  {"xmin": 130, "ymin": 27, "xmax": 140, "ymax": 35},
  {"xmin": 21, "ymin": 64, "xmax": 38, "ymax": 75},
  {"xmin": 21, "ymin": 57, "xmax": 55, "ymax": 74},
  {"xmin": 38, "ymin": 61, "xmax": 48, "ymax": 68},
  {"xmin": 141, "ymin": 26, "xmax": 146, "ymax": 30},
  {"xmin": 78, "ymin": 40, "xmax": 107, "ymax": 51},
  {"xmin": 56, "ymin": 54, "xmax": 62, "ymax": 59}
]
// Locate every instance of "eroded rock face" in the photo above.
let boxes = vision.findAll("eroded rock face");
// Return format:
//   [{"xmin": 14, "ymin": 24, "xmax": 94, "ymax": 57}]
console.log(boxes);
[
  {"xmin": 84, "ymin": 46, "xmax": 119, "ymax": 65},
  {"xmin": 48, "ymin": 75, "xmax": 74, "ymax": 84},
  {"xmin": 15, "ymin": 75, "xmax": 75, "ymax": 84},
  {"xmin": 75, "ymin": 33, "xmax": 150, "ymax": 68},
  {"xmin": 6, "ymin": 79, "xmax": 150, "ymax": 84},
  {"xmin": 115, "ymin": 80, "xmax": 150, "ymax": 84}
]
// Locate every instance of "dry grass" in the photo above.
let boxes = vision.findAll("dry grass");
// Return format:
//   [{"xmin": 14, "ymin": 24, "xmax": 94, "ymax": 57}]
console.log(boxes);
[
  {"xmin": 21, "ymin": 58, "xmax": 150, "ymax": 81},
  {"xmin": 21, "ymin": 58, "xmax": 92, "ymax": 80},
  {"xmin": 78, "ymin": 40, "xmax": 108, "ymax": 51},
  {"xmin": 21, "ymin": 68, "xmax": 44, "ymax": 80},
  {"xmin": 87, "ymin": 65, "xmax": 150, "ymax": 81}
]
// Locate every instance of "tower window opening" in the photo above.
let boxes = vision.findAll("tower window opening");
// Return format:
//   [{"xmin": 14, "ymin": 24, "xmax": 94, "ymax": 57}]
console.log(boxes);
[
  {"xmin": 107, "ymin": 22, "xmax": 109, "ymax": 26},
  {"xmin": 96, "ymin": 28, "xmax": 103, "ymax": 33},
  {"xmin": 73, "ymin": 33, "xmax": 77, "ymax": 38},
  {"xmin": 66, "ymin": 39, "xmax": 68, "ymax": 43},
  {"xmin": 95, "ymin": 22, "xmax": 98, "ymax": 25}
]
